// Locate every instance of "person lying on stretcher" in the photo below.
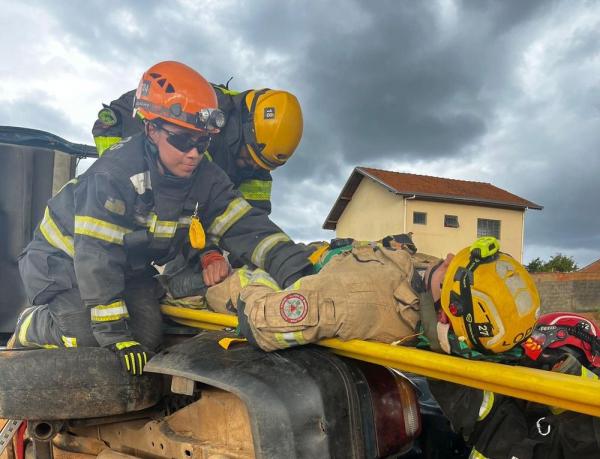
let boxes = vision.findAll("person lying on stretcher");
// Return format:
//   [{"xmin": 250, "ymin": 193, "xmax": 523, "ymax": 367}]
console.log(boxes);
[{"xmin": 205, "ymin": 235, "xmax": 540, "ymax": 359}]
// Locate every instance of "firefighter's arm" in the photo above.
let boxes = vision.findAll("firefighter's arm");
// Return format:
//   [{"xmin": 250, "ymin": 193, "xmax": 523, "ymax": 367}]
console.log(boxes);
[
  {"xmin": 201, "ymin": 167, "xmax": 313, "ymax": 288},
  {"xmin": 91, "ymin": 90, "xmax": 137, "ymax": 156}
]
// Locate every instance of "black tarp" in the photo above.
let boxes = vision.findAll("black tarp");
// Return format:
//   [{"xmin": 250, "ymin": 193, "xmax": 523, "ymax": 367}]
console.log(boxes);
[{"xmin": 0, "ymin": 126, "xmax": 95, "ymax": 333}]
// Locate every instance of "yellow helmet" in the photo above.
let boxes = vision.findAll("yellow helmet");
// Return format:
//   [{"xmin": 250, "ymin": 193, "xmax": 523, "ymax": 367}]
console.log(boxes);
[
  {"xmin": 440, "ymin": 237, "xmax": 540, "ymax": 354},
  {"xmin": 242, "ymin": 89, "xmax": 303, "ymax": 170}
]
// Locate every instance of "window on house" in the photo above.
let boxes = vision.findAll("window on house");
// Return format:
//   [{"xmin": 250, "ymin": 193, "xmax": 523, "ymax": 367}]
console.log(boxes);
[
  {"xmin": 413, "ymin": 211, "xmax": 427, "ymax": 225},
  {"xmin": 444, "ymin": 215, "xmax": 459, "ymax": 228},
  {"xmin": 477, "ymin": 218, "xmax": 501, "ymax": 239}
]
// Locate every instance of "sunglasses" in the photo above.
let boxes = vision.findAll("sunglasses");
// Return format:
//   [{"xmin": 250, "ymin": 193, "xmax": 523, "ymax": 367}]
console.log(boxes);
[{"xmin": 159, "ymin": 126, "xmax": 211, "ymax": 153}]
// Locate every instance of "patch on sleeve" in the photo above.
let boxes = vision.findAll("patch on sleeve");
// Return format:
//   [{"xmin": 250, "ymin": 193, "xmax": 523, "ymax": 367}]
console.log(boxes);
[
  {"xmin": 279, "ymin": 293, "xmax": 308, "ymax": 323},
  {"xmin": 98, "ymin": 107, "xmax": 117, "ymax": 127},
  {"xmin": 104, "ymin": 197, "xmax": 126, "ymax": 216}
]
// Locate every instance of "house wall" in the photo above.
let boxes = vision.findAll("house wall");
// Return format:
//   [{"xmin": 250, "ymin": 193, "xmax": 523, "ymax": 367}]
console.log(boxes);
[
  {"xmin": 334, "ymin": 177, "xmax": 526, "ymax": 261},
  {"xmin": 405, "ymin": 199, "xmax": 525, "ymax": 260},
  {"xmin": 336, "ymin": 178, "xmax": 405, "ymax": 240}
]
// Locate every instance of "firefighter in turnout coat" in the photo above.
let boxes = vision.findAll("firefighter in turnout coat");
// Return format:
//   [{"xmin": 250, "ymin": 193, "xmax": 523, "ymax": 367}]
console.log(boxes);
[{"xmin": 11, "ymin": 61, "xmax": 314, "ymax": 376}]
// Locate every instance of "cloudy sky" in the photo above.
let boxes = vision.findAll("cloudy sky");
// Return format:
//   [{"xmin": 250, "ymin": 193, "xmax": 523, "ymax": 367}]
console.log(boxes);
[{"xmin": 1, "ymin": 0, "xmax": 599, "ymax": 267}]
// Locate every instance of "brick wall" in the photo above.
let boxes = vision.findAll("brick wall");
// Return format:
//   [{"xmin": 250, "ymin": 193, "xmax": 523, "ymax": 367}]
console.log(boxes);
[{"xmin": 532, "ymin": 272, "xmax": 600, "ymax": 323}]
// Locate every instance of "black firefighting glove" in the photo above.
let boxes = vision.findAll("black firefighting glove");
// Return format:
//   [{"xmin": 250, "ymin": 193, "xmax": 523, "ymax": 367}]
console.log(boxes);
[{"xmin": 109, "ymin": 340, "xmax": 153, "ymax": 376}]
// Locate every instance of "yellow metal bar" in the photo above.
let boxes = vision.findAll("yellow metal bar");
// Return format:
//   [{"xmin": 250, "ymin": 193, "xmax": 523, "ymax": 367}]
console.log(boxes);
[{"xmin": 161, "ymin": 305, "xmax": 600, "ymax": 417}]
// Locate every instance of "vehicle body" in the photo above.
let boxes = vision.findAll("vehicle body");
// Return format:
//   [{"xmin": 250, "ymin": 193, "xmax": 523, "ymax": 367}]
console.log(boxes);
[{"xmin": 0, "ymin": 127, "xmax": 468, "ymax": 459}]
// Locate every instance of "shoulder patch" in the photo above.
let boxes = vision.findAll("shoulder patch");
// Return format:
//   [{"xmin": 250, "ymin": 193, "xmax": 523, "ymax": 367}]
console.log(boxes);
[
  {"xmin": 280, "ymin": 293, "xmax": 309, "ymax": 323},
  {"xmin": 104, "ymin": 197, "xmax": 126, "ymax": 216}
]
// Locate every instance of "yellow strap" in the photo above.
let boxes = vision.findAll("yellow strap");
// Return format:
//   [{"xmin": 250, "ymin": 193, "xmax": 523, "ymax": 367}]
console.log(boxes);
[
  {"xmin": 218, "ymin": 337, "xmax": 248, "ymax": 350},
  {"xmin": 308, "ymin": 243, "xmax": 330, "ymax": 265}
]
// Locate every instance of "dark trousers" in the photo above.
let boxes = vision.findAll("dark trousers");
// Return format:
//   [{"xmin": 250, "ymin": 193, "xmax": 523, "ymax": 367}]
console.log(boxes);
[{"xmin": 15, "ymin": 242, "xmax": 163, "ymax": 351}]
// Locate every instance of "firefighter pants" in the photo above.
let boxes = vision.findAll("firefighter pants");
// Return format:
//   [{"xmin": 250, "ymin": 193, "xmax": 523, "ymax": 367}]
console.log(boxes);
[
  {"xmin": 206, "ymin": 245, "xmax": 422, "ymax": 351},
  {"xmin": 14, "ymin": 243, "xmax": 163, "ymax": 351}
]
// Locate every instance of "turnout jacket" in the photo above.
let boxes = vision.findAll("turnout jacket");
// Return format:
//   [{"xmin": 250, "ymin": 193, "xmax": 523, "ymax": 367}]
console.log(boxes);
[
  {"xmin": 92, "ymin": 88, "xmax": 273, "ymax": 213},
  {"xmin": 428, "ymin": 371, "xmax": 600, "ymax": 459},
  {"xmin": 33, "ymin": 133, "xmax": 311, "ymax": 346}
]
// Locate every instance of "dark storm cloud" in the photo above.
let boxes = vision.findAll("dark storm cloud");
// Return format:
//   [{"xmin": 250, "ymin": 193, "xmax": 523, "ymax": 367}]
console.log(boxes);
[
  {"xmin": 0, "ymin": 95, "xmax": 83, "ymax": 140},
  {"xmin": 4, "ymin": 0, "xmax": 599, "ymax": 264}
]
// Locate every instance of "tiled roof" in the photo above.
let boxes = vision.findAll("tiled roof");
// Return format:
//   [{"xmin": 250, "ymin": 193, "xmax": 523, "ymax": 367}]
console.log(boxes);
[
  {"xmin": 323, "ymin": 167, "xmax": 542, "ymax": 230},
  {"xmin": 580, "ymin": 259, "xmax": 600, "ymax": 273}
]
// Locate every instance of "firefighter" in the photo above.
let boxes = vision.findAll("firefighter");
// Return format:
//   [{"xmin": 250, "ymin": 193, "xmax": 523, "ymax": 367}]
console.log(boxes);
[
  {"xmin": 92, "ymin": 84, "xmax": 303, "ymax": 214},
  {"xmin": 10, "ymin": 61, "xmax": 314, "ymax": 377},
  {"xmin": 427, "ymin": 312, "xmax": 600, "ymax": 459},
  {"xmin": 205, "ymin": 236, "xmax": 540, "ymax": 355}
]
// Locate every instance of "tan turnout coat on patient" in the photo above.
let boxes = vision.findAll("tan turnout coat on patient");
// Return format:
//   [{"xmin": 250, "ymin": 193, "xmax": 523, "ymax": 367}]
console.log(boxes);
[{"xmin": 207, "ymin": 244, "xmax": 423, "ymax": 351}]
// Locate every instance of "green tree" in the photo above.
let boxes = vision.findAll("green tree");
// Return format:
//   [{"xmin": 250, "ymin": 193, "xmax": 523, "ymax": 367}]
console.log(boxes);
[
  {"xmin": 526, "ymin": 257, "xmax": 546, "ymax": 272},
  {"xmin": 544, "ymin": 253, "xmax": 578, "ymax": 272},
  {"xmin": 526, "ymin": 253, "xmax": 578, "ymax": 273}
]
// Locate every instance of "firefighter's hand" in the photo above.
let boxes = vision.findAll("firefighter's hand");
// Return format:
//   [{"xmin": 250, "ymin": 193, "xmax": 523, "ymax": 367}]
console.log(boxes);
[
  {"xmin": 109, "ymin": 341, "xmax": 152, "ymax": 376},
  {"xmin": 201, "ymin": 251, "xmax": 231, "ymax": 287}
]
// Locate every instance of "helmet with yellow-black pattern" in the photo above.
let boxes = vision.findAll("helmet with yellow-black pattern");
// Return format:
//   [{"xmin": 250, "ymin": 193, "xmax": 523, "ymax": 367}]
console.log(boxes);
[{"xmin": 440, "ymin": 237, "xmax": 540, "ymax": 354}]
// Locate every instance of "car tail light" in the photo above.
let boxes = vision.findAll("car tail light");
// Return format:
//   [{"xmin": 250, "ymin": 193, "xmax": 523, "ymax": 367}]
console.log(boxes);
[{"xmin": 358, "ymin": 362, "xmax": 422, "ymax": 457}]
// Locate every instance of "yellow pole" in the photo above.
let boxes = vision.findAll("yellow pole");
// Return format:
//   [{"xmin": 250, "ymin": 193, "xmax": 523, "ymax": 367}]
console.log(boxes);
[{"xmin": 161, "ymin": 305, "xmax": 600, "ymax": 417}]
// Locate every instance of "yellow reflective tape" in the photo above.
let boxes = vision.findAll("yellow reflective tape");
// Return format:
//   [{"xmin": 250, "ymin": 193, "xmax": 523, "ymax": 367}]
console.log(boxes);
[
  {"xmin": 294, "ymin": 331, "xmax": 306, "ymax": 345},
  {"xmin": 248, "ymin": 269, "xmax": 280, "ymax": 291},
  {"xmin": 237, "ymin": 267, "xmax": 252, "ymax": 288},
  {"xmin": 125, "ymin": 354, "xmax": 131, "ymax": 372},
  {"xmin": 468, "ymin": 448, "xmax": 488, "ymax": 459},
  {"xmin": 207, "ymin": 198, "xmax": 252, "ymax": 240},
  {"xmin": 61, "ymin": 336, "xmax": 78, "ymax": 348},
  {"xmin": 204, "ymin": 151, "xmax": 213, "ymax": 162},
  {"xmin": 95, "ymin": 136, "xmax": 122, "ymax": 156},
  {"xmin": 16, "ymin": 306, "xmax": 59, "ymax": 349},
  {"xmin": 251, "ymin": 233, "xmax": 290, "ymax": 267},
  {"xmin": 477, "ymin": 391, "xmax": 495, "ymax": 420},
  {"xmin": 75, "ymin": 216, "xmax": 131, "ymax": 245},
  {"xmin": 39, "ymin": 207, "xmax": 74, "ymax": 257},
  {"xmin": 17, "ymin": 308, "xmax": 36, "ymax": 348},
  {"xmin": 238, "ymin": 180, "xmax": 272, "ymax": 201},
  {"xmin": 90, "ymin": 301, "xmax": 129, "ymax": 322},
  {"xmin": 285, "ymin": 279, "xmax": 303, "ymax": 291},
  {"xmin": 274, "ymin": 333, "xmax": 291, "ymax": 348},
  {"xmin": 151, "ymin": 220, "xmax": 178, "ymax": 238}
]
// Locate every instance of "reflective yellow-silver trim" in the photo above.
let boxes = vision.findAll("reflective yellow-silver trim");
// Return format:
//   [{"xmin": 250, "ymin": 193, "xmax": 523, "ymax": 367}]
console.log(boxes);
[
  {"xmin": 207, "ymin": 198, "xmax": 252, "ymax": 240},
  {"xmin": 90, "ymin": 300, "xmax": 130, "ymax": 322},
  {"xmin": 61, "ymin": 336, "xmax": 78, "ymax": 348},
  {"xmin": 247, "ymin": 269, "xmax": 280, "ymax": 291},
  {"xmin": 251, "ymin": 233, "xmax": 290, "ymax": 268},
  {"xmin": 238, "ymin": 179, "xmax": 272, "ymax": 201},
  {"xmin": 16, "ymin": 306, "xmax": 59, "ymax": 349},
  {"xmin": 147, "ymin": 214, "xmax": 178, "ymax": 238},
  {"xmin": 129, "ymin": 171, "xmax": 152, "ymax": 195},
  {"xmin": 74, "ymin": 216, "xmax": 131, "ymax": 245},
  {"xmin": 477, "ymin": 390, "xmax": 495, "ymax": 420},
  {"xmin": 39, "ymin": 207, "xmax": 74, "ymax": 257},
  {"xmin": 274, "ymin": 331, "xmax": 306, "ymax": 348}
]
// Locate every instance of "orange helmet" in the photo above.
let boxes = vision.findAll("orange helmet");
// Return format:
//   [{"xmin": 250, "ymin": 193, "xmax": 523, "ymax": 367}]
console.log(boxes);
[{"xmin": 133, "ymin": 61, "xmax": 225, "ymax": 133}]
